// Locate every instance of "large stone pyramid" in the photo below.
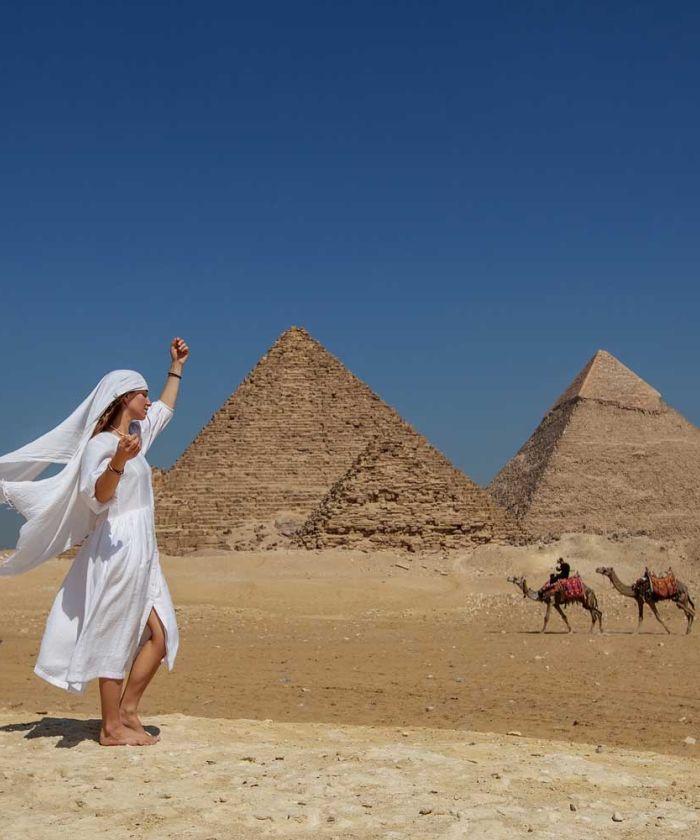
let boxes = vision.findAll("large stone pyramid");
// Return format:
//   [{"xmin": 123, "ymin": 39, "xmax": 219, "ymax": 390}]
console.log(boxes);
[
  {"xmin": 489, "ymin": 349, "xmax": 700, "ymax": 540},
  {"xmin": 295, "ymin": 428, "xmax": 523, "ymax": 551},
  {"xmin": 155, "ymin": 327, "xmax": 426, "ymax": 552}
]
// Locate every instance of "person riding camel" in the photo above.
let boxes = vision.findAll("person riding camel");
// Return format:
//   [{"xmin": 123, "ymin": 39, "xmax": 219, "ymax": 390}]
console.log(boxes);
[
  {"xmin": 550, "ymin": 557, "xmax": 570, "ymax": 585},
  {"xmin": 539, "ymin": 557, "xmax": 570, "ymax": 598}
]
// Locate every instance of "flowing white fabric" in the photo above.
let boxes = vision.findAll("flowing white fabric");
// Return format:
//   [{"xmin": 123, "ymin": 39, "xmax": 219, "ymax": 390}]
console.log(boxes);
[
  {"xmin": 33, "ymin": 400, "xmax": 178, "ymax": 693},
  {"xmin": 0, "ymin": 370, "xmax": 147, "ymax": 576}
]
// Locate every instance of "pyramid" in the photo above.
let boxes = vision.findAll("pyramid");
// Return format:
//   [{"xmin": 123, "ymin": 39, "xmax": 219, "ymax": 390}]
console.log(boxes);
[
  {"xmin": 155, "ymin": 327, "xmax": 427, "ymax": 552},
  {"xmin": 489, "ymin": 350, "xmax": 700, "ymax": 540},
  {"xmin": 295, "ymin": 427, "xmax": 523, "ymax": 551}
]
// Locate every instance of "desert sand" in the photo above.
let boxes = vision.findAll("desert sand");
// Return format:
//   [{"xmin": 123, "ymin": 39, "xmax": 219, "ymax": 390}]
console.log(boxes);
[
  {"xmin": 2, "ymin": 711, "xmax": 698, "ymax": 839},
  {"xmin": 1, "ymin": 534, "xmax": 699, "ymax": 838}
]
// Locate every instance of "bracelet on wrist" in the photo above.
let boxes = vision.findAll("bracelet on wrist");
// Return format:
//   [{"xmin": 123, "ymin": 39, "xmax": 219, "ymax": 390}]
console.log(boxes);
[
  {"xmin": 168, "ymin": 371, "xmax": 182, "ymax": 380},
  {"xmin": 107, "ymin": 462, "xmax": 124, "ymax": 476}
]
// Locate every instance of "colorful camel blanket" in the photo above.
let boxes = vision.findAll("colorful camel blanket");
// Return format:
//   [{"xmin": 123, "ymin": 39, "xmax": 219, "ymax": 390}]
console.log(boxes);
[
  {"xmin": 559, "ymin": 575, "xmax": 585, "ymax": 601},
  {"xmin": 647, "ymin": 571, "xmax": 678, "ymax": 600},
  {"xmin": 542, "ymin": 575, "xmax": 585, "ymax": 602}
]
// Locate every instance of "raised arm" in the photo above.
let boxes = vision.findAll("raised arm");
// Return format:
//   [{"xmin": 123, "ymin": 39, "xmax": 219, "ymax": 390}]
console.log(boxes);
[{"xmin": 159, "ymin": 337, "xmax": 190, "ymax": 409}]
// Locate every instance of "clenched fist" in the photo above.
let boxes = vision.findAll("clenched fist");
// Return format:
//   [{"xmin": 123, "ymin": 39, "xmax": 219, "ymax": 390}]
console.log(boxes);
[
  {"xmin": 170, "ymin": 337, "xmax": 189, "ymax": 364},
  {"xmin": 115, "ymin": 433, "xmax": 141, "ymax": 464}
]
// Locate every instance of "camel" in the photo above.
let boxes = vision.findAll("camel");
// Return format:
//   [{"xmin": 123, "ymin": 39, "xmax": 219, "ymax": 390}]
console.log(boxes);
[
  {"xmin": 507, "ymin": 575, "xmax": 603, "ymax": 633},
  {"xmin": 595, "ymin": 566, "xmax": 695, "ymax": 634}
]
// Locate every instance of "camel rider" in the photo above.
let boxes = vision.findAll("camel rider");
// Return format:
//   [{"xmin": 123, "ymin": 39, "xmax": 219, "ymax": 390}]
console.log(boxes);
[
  {"xmin": 539, "ymin": 558, "xmax": 570, "ymax": 597},
  {"xmin": 550, "ymin": 557, "xmax": 570, "ymax": 585}
]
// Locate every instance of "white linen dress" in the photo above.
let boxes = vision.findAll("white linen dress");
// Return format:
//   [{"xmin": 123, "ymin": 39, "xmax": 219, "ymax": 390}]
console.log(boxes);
[{"xmin": 34, "ymin": 400, "xmax": 179, "ymax": 694}]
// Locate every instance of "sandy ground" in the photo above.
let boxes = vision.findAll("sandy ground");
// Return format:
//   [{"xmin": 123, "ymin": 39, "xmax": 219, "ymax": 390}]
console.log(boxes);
[
  {"xmin": 1, "ymin": 534, "xmax": 699, "ymax": 837},
  {"xmin": 2, "ymin": 712, "xmax": 699, "ymax": 839}
]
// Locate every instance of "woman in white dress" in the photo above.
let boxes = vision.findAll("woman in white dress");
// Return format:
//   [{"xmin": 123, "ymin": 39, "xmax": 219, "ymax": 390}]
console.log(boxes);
[{"xmin": 1, "ymin": 337, "xmax": 189, "ymax": 746}]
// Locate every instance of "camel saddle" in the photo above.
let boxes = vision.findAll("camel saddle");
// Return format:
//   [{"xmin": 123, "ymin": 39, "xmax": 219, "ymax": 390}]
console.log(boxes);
[
  {"xmin": 646, "ymin": 569, "xmax": 678, "ymax": 600},
  {"xmin": 542, "ymin": 575, "xmax": 585, "ymax": 602}
]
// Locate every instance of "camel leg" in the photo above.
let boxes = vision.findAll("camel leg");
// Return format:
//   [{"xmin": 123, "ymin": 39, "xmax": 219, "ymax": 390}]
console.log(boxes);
[
  {"xmin": 585, "ymin": 598, "xmax": 596, "ymax": 633},
  {"xmin": 676, "ymin": 598, "xmax": 695, "ymax": 634},
  {"xmin": 541, "ymin": 602, "xmax": 552, "ymax": 633},
  {"xmin": 588, "ymin": 607, "xmax": 603, "ymax": 633},
  {"xmin": 554, "ymin": 603, "xmax": 572, "ymax": 633},
  {"xmin": 648, "ymin": 600, "xmax": 671, "ymax": 634},
  {"xmin": 681, "ymin": 604, "xmax": 694, "ymax": 635},
  {"xmin": 635, "ymin": 599, "xmax": 644, "ymax": 633}
]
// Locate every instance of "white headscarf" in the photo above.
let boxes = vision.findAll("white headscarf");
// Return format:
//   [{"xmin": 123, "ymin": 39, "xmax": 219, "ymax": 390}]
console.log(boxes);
[{"xmin": 0, "ymin": 370, "xmax": 148, "ymax": 576}]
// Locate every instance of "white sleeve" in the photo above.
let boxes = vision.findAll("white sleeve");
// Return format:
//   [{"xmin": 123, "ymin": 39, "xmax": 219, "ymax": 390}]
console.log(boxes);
[
  {"xmin": 137, "ymin": 400, "xmax": 174, "ymax": 455},
  {"xmin": 79, "ymin": 436, "xmax": 119, "ymax": 515}
]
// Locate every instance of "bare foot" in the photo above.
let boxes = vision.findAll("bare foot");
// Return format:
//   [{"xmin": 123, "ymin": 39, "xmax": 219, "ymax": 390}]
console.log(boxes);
[
  {"xmin": 119, "ymin": 708, "xmax": 159, "ymax": 744},
  {"xmin": 99, "ymin": 723, "xmax": 155, "ymax": 747}
]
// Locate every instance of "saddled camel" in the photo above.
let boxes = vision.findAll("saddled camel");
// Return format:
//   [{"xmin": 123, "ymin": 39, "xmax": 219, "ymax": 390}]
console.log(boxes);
[
  {"xmin": 507, "ymin": 575, "xmax": 603, "ymax": 634},
  {"xmin": 596, "ymin": 566, "xmax": 695, "ymax": 634}
]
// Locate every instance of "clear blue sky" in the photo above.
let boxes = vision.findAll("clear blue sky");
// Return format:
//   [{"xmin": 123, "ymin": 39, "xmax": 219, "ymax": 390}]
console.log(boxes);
[{"xmin": 1, "ymin": 1, "xmax": 699, "ymax": 546}]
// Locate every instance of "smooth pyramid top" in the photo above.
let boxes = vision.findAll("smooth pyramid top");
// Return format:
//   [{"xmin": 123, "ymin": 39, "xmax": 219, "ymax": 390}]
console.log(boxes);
[{"xmin": 551, "ymin": 350, "xmax": 663, "ymax": 413}]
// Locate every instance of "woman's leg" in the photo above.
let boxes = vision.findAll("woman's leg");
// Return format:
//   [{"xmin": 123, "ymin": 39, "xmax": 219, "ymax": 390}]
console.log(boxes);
[
  {"xmin": 119, "ymin": 608, "xmax": 167, "ymax": 739},
  {"xmin": 99, "ymin": 677, "xmax": 154, "ymax": 746}
]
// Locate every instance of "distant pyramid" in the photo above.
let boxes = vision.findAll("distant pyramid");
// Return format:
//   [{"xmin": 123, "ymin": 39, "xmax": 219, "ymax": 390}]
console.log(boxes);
[
  {"xmin": 156, "ymin": 327, "xmax": 425, "ymax": 552},
  {"xmin": 489, "ymin": 350, "xmax": 700, "ymax": 540},
  {"xmin": 296, "ymin": 428, "xmax": 523, "ymax": 551}
]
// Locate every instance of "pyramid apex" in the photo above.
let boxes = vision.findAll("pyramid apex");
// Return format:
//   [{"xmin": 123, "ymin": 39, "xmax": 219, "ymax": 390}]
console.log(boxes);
[
  {"xmin": 277, "ymin": 325, "xmax": 312, "ymax": 340},
  {"xmin": 267, "ymin": 326, "xmax": 322, "ymax": 353},
  {"xmin": 590, "ymin": 348, "xmax": 621, "ymax": 366},
  {"xmin": 551, "ymin": 350, "xmax": 662, "ymax": 412}
]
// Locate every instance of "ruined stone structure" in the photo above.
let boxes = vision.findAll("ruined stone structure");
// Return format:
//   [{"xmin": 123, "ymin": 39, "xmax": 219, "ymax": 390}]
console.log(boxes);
[
  {"xmin": 489, "ymin": 350, "xmax": 700, "ymax": 541},
  {"xmin": 155, "ymin": 327, "xmax": 426, "ymax": 552},
  {"xmin": 295, "ymin": 428, "xmax": 523, "ymax": 551}
]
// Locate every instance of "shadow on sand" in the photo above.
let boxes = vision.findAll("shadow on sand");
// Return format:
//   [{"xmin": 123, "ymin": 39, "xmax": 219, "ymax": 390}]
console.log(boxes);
[{"xmin": 0, "ymin": 716, "xmax": 160, "ymax": 748}]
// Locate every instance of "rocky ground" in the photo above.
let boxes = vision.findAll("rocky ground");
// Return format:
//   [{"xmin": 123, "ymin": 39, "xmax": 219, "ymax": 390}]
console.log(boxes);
[
  {"xmin": 1, "ymin": 534, "xmax": 699, "ymax": 838},
  {"xmin": 1, "ymin": 712, "xmax": 698, "ymax": 839}
]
